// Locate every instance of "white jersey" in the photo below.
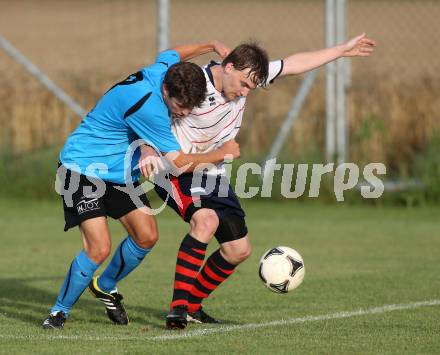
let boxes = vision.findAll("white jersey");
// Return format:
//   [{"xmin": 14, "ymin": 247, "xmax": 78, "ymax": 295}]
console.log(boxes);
[{"xmin": 172, "ymin": 60, "xmax": 284, "ymax": 175}]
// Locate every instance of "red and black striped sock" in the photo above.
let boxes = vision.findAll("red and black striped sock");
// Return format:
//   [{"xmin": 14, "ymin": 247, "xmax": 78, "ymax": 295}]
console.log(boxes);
[
  {"xmin": 187, "ymin": 249, "xmax": 236, "ymax": 313},
  {"xmin": 170, "ymin": 234, "xmax": 207, "ymax": 310}
]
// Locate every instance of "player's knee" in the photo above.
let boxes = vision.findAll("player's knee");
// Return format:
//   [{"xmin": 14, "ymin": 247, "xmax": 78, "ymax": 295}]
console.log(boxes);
[
  {"xmin": 191, "ymin": 209, "xmax": 219, "ymax": 239},
  {"xmin": 229, "ymin": 244, "xmax": 252, "ymax": 264},
  {"xmin": 133, "ymin": 222, "xmax": 158, "ymax": 249},
  {"xmin": 199, "ymin": 211, "xmax": 219, "ymax": 235},
  {"xmin": 88, "ymin": 243, "xmax": 111, "ymax": 264},
  {"xmin": 239, "ymin": 244, "xmax": 252, "ymax": 262}
]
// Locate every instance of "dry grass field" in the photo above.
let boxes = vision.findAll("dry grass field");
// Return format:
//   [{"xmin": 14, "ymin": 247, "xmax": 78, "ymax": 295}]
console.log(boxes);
[{"xmin": 0, "ymin": 0, "xmax": 439, "ymax": 170}]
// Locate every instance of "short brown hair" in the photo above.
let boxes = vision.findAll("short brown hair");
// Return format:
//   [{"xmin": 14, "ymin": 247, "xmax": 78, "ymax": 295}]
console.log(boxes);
[
  {"xmin": 221, "ymin": 42, "xmax": 269, "ymax": 86},
  {"xmin": 163, "ymin": 62, "xmax": 207, "ymax": 109}
]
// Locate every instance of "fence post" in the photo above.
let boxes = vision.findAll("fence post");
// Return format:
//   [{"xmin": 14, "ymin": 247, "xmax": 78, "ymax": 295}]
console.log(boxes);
[
  {"xmin": 325, "ymin": 0, "xmax": 336, "ymax": 163},
  {"xmin": 157, "ymin": 0, "xmax": 170, "ymax": 52},
  {"xmin": 336, "ymin": 0, "xmax": 347, "ymax": 163}
]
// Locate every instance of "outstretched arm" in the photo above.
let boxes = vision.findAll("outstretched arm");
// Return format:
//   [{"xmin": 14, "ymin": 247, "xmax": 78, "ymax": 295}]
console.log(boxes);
[
  {"xmin": 171, "ymin": 40, "xmax": 230, "ymax": 61},
  {"xmin": 279, "ymin": 33, "xmax": 376, "ymax": 77}
]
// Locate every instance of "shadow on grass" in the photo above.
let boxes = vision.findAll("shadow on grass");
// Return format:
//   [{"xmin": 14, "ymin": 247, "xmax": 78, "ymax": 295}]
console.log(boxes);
[{"xmin": 0, "ymin": 276, "xmax": 166, "ymax": 329}]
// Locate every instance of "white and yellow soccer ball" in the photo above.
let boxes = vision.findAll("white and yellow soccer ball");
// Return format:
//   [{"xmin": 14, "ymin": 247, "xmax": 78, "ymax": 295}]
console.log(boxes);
[{"xmin": 258, "ymin": 246, "xmax": 305, "ymax": 293}]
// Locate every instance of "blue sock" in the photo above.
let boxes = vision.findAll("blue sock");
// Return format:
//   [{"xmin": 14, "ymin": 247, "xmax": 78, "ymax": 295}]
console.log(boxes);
[
  {"xmin": 98, "ymin": 235, "xmax": 151, "ymax": 293},
  {"xmin": 51, "ymin": 250, "xmax": 99, "ymax": 316}
]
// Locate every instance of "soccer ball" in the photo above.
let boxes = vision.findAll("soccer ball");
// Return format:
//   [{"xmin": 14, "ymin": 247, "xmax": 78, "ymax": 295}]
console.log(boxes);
[{"xmin": 258, "ymin": 246, "xmax": 305, "ymax": 293}]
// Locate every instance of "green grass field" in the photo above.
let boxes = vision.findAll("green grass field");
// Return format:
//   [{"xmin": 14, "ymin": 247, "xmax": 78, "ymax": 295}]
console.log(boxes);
[{"xmin": 0, "ymin": 198, "xmax": 439, "ymax": 354}]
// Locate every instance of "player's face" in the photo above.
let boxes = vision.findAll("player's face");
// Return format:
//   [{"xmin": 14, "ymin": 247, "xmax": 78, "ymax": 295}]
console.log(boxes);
[
  {"xmin": 222, "ymin": 64, "xmax": 257, "ymax": 101},
  {"xmin": 162, "ymin": 85, "xmax": 191, "ymax": 118},
  {"xmin": 168, "ymin": 98, "xmax": 191, "ymax": 119}
]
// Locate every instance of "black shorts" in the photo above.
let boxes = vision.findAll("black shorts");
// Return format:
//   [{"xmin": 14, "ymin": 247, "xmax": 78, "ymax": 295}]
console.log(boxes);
[
  {"xmin": 59, "ymin": 166, "xmax": 150, "ymax": 231},
  {"xmin": 154, "ymin": 172, "xmax": 247, "ymax": 243}
]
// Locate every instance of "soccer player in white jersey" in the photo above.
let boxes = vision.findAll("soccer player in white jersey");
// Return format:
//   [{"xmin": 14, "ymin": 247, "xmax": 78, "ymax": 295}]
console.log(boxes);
[{"xmin": 152, "ymin": 34, "xmax": 376, "ymax": 329}]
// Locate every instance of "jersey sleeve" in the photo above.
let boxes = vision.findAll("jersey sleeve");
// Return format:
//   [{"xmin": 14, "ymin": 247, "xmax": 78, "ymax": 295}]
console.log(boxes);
[
  {"xmin": 125, "ymin": 99, "xmax": 181, "ymax": 153},
  {"xmin": 155, "ymin": 49, "xmax": 181, "ymax": 68},
  {"xmin": 265, "ymin": 60, "xmax": 284, "ymax": 85}
]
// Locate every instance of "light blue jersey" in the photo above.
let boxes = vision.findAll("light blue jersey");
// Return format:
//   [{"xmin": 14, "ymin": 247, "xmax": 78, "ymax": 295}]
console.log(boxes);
[{"xmin": 60, "ymin": 50, "xmax": 181, "ymax": 184}]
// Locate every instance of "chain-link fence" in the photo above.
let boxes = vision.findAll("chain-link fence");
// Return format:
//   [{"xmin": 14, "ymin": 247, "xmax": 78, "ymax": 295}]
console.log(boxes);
[
  {"xmin": 1, "ymin": 0, "xmax": 439, "ymax": 174},
  {"xmin": 0, "ymin": 0, "xmax": 157, "ymax": 153},
  {"xmin": 347, "ymin": 0, "xmax": 440, "ymax": 171},
  {"xmin": 169, "ymin": 0, "xmax": 440, "ymax": 168}
]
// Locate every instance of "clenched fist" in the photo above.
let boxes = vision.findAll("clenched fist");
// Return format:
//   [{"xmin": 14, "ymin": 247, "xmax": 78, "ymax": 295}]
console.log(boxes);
[{"xmin": 219, "ymin": 139, "xmax": 240, "ymax": 159}]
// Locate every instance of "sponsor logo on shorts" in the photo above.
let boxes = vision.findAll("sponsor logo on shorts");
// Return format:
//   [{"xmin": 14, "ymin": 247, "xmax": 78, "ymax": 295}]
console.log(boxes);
[{"xmin": 76, "ymin": 198, "xmax": 100, "ymax": 215}]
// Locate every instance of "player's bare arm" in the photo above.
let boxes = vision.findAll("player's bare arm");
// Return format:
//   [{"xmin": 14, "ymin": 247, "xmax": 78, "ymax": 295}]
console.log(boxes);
[
  {"xmin": 171, "ymin": 40, "xmax": 231, "ymax": 61},
  {"xmin": 167, "ymin": 139, "xmax": 240, "ymax": 173},
  {"xmin": 139, "ymin": 140, "xmax": 240, "ymax": 178},
  {"xmin": 279, "ymin": 33, "xmax": 376, "ymax": 76}
]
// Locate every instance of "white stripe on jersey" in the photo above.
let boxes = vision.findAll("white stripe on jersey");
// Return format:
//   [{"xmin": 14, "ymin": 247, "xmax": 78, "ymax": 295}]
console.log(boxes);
[{"xmin": 171, "ymin": 60, "xmax": 283, "ymax": 175}]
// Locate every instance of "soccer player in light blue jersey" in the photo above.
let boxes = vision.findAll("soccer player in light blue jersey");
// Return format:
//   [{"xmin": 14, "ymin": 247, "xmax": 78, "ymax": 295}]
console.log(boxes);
[{"xmin": 42, "ymin": 40, "xmax": 240, "ymax": 330}]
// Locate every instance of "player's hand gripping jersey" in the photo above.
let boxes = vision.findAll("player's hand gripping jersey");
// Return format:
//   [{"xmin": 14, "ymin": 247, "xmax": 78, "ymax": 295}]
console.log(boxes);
[
  {"xmin": 60, "ymin": 50, "xmax": 181, "ymax": 184},
  {"xmin": 171, "ymin": 60, "xmax": 283, "ymax": 175}
]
